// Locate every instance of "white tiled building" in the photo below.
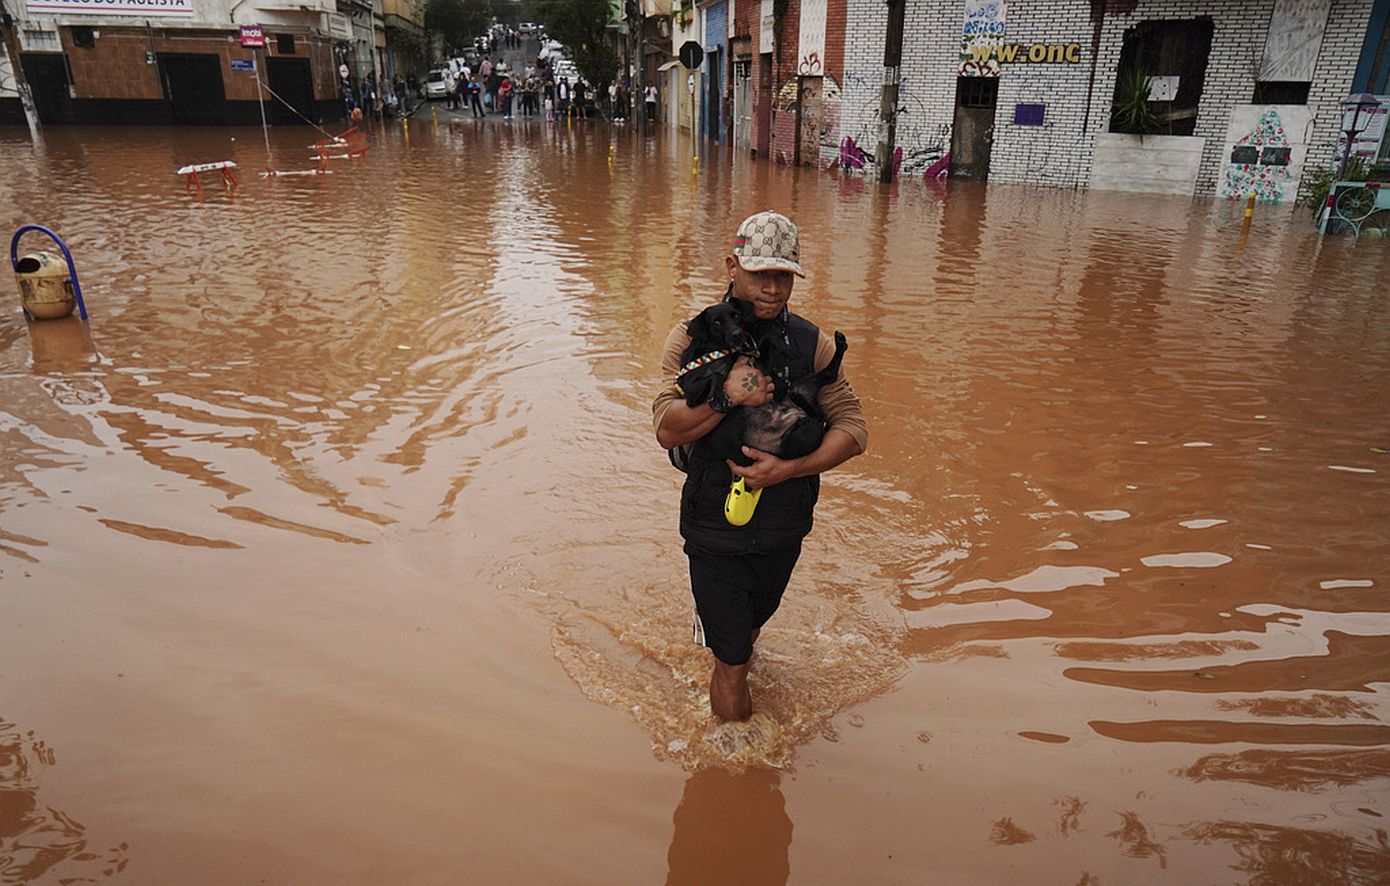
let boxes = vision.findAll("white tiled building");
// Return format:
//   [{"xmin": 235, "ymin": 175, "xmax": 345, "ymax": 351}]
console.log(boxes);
[{"xmin": 837, "ymin": 0, "xmax": 1381, "ymax": 199}]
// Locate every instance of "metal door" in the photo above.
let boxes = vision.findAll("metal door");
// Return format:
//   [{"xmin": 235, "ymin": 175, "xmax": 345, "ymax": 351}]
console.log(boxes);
[
  {"xmin": 157, "ymin": 54, "xmax": 227, "ymax": 125},
  {"xmin": 949, "ymin": 76, "xmax": 998, "ymax": 180},
  {"xmin": 266, "ymin": 57, "xmax": 313, "ymax": 125},
  {"xmin": 797, "ymin": 76, "xmax": 823, "ymax": 167},
  {"xmin": 733, "ymin": 59, "xmax": 751, "ymax": 151},
  {"xmin": 19, "ymin": 54, "xmax": 75, "ymax": 124}
]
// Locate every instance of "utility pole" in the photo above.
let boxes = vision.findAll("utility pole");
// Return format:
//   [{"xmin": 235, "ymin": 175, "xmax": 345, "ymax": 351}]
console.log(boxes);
[
  {"xmin": 628, "ymin": 0, "xmax": 646, "ymax": 132},
  {"xmin": 875, "ymin": 0, "xmax": 905, "ymax": 184},
  {"xmin": 0, "ymin": 2, "xmax": 42, "ymax": 140}
]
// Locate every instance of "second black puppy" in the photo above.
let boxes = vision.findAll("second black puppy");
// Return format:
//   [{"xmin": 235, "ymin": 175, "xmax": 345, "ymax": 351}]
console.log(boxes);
[{"xmin": 676, "ymin": 301, "xmax": 848, "ymax": 467}]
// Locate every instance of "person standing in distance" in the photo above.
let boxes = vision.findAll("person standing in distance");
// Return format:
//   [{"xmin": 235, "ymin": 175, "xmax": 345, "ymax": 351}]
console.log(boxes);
[
  {"xmin": 652, "ymin": 211, "xmax": 868, "ymax": 722},
  {"xmin": 644, "ymin": 82, "xmax": 659, "ymax": 126}
]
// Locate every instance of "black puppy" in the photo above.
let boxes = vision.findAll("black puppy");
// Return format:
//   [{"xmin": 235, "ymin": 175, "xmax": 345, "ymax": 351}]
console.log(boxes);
[
  {"xmin": 674, "ymin": 300, "xmax": 759, "ymax": 408},
  {"xmin": 675, "ymin": 301, "xmax": 848, "ymax": 467}
]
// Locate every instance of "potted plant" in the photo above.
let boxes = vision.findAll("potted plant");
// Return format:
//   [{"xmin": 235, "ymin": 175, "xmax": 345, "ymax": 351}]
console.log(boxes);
[{"xmin": 1110, "ymin": 67, "xmax": 1160, "ymax": 135}]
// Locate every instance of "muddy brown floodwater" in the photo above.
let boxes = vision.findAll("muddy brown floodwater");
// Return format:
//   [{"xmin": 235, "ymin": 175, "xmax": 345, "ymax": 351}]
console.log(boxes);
[{"xmin": 1, "ymin": 120, "xmax": 1388, "ymax": 884}]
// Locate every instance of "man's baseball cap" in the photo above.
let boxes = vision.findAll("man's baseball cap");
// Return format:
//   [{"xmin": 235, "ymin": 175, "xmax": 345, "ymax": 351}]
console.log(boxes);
[{"xmin": 732, "ymin": 211, "xmax": 805, "ymax": 277}]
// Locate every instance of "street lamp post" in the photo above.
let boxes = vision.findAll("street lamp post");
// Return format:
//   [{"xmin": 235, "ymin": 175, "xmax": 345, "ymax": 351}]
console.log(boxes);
[
  {"xmin": 0, "ymin": 4, "xmax": 42, "ymax": 140},
  {"xmin": 1338, "ymin": 92, "xmax": 1382, "ymax": 179}
]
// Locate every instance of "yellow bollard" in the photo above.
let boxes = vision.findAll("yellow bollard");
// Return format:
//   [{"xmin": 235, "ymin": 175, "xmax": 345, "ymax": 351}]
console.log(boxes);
[
  {"xmin": 608, "ymin": 145, "xmax": 615, "ymax": 165},
  {"xmin": 432, "ymin": 106, "xmax": 438, "ymax": 127},
  {"xmin": 692, "ymin": 155, "xmax": 699, "ymax": 176},
  {"xmin": 1240, "ymin": 192, "xmax": 1256, "ymax": 237}
]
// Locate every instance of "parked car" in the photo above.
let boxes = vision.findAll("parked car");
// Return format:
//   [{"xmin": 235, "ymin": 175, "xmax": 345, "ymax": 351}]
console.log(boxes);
[
  {"xmin": 423, "ymin": 69, "xmax": 451, "ymax": 100},
  {"xmin": 541, "ymin": 39, "xmax": 564, "ymax": 61},
  {"xmin": 518, "ymin": 21, "xmax": 538, "ymax": 34}
]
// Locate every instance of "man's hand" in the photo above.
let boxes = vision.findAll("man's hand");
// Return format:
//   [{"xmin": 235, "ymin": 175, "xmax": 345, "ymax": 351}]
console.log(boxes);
[
  {"xmin": 727, "ymin": 446, "xmax": 799, "ymax": 490},
  {"xmin": 725, "ymin": 357, "xmax": 774, "ymax": 408}
]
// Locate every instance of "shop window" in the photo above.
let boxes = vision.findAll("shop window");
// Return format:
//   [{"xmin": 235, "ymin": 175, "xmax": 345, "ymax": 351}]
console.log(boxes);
[
  {"xmin": 1252, "ymin": 81, "xmax": 1310, "ymax": 104},
  {"xmin": 276, "ymin": 33, "xmax": 295, "ymax": 55},
  {"xmin": 957, "ymin": 76, "xmax": 998, "ymax": 109},
  {"xmin": 1230, "ymin": 146, "xmax": 1258, "ymax": 164},
  {"xmin": 22, "ymin": 29, "xmax": 61, "ymax": 51},
  {"xmin": 71, "ymin": 26, "xmax": 95, "ymax": 49},
  {"xmin": 1109, "ymin": 18, "xmax": 1213, "ymax": 136}
]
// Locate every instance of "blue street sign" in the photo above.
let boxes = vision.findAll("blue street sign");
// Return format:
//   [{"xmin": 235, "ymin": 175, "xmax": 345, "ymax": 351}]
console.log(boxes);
[{"xmin": 230, "ymin": 59, "xmax": 255, "ymax": 72}]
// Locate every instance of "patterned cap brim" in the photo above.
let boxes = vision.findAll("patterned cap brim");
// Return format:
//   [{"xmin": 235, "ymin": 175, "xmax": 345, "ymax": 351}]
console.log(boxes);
[{"xmin": 735, "ymin": 255, "xmax": 806, "ymax": 277}]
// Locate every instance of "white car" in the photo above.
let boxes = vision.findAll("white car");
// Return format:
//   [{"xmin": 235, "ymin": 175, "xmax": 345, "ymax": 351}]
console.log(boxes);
[
  {"xmin": 518, "ymin": 21, "xmax": 538, "ymax": 34},
  {"xmin": 423, "ymin": 69, "xmax": 452, "ymax": 100}
]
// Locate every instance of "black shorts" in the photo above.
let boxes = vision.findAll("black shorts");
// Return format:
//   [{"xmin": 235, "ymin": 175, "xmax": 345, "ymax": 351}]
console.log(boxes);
[{"xmin": 685, "ymin": 542, "xmax": 802, "ymax": 666}]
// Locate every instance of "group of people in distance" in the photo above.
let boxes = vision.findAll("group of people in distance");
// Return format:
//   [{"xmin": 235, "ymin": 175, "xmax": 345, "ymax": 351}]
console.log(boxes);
[{"xmin": 440, "ymin": 52, "xmax": 659, "ymax": 124}]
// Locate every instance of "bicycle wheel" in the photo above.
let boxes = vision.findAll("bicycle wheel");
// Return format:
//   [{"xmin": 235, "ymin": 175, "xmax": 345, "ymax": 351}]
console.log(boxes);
[
  {"xmin": 1335, "ymin": 185, "xmax": 1376, "ymax": 223},
  {"xmin": 1361, "ymin": 209, "xmax": 1390, "ymax": 239}
]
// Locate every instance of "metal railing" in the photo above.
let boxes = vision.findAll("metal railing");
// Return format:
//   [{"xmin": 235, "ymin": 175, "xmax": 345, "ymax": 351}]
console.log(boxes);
[{"xmin": 1319, "ymin": 181, "xmax": 1390, "ymax": 237}]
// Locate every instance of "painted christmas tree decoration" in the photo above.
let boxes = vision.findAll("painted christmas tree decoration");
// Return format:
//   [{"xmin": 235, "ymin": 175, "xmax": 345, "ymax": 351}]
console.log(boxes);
[{"xmin": 1221, "ymin": 108, "xmax": 1294, "ymax": 202}]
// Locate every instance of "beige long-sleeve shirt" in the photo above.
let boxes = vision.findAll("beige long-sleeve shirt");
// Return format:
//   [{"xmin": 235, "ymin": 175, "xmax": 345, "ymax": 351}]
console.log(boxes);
[{"xmin": 651, "ymin": 320, "xmax": 869, "ymax": 455}]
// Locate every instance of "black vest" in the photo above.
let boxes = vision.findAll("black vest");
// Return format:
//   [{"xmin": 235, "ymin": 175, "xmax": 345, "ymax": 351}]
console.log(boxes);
[{"xmin": 680, "ymin": 310, "xmax": 821, "ymax": 555}]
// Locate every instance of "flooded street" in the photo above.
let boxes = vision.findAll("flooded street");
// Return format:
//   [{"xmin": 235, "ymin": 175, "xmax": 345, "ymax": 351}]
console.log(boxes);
[{"xmin": 2, "ymin": 120, "xmax": 1388, "ymax": 884}]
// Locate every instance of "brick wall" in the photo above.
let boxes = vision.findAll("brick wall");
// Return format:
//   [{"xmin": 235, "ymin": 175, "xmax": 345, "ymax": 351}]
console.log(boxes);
[
  {"xmin": 60, "ymin": 25, "xmax": 341, "ymax": 103},
  {"xmin": 64, "ymin": 29, "xmax": 165, "ymax": 100},
  {"xmin": 825, "ymin": 0, "xmax": 847, "ymax": 82},
  {"xmin": 987, "ymin": 0, "xmax": 1102, "ymax": 188},
  {"xmin": 769, "ymin": 0, "xmax": 802, "ymax": 163},
  {"xmin": 1301, "ymin": 0, "xmax": 1376, "ymax": 191},
  {"xmin": 839, "ymin": 0, "xmax": 1373, "ymax": 195},
  {"xmin": 842, "ymin": 0, "xmax": 962, "ymax": 177},
  {"xmin": 734, "ymin": 0, "xmax": 770, "ymax": 152}
]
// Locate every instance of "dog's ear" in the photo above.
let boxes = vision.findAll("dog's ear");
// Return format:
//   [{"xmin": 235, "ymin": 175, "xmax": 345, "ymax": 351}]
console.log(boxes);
[
  {"xmin": 684, "ymin": 310, "xmax": 711, "ymax": 344},
  {"xmin": 730, "ymin": 298, "xmax": 756, "ymax": 321}
]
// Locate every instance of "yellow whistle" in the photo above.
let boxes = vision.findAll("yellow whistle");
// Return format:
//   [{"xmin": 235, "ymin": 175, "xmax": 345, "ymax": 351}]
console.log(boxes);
[{"xmin": 724, "ymin": 477, "xmax": 762, "ymax": 526}]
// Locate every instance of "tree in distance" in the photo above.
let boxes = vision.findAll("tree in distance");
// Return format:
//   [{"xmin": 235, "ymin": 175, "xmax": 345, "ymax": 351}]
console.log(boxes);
[
  {"xmin": 530, "ymin": 0, "xmax": 620, "ymax": 87},
  {"xmin": 425, "ymin": 0, "xmax": 495, "ymax": 57}
]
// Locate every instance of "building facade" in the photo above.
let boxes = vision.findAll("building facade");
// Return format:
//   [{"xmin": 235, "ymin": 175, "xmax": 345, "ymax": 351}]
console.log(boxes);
[
  {"xmin": 1, "ymin": 0, "xmax": 422, "ymax": 125},
  {"xmin": 671, "ymin": 0, "xmax": 1389, "ymax": 199}
]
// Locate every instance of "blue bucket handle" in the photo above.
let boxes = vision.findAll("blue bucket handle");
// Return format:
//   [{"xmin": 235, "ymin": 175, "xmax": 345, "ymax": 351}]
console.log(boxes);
[{"xmin": 10, "ymin": 224, "xmax": 88, "ymax": 321}]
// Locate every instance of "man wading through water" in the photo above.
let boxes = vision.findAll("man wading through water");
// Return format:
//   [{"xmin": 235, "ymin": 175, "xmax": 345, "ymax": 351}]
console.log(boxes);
[{"xmin": 653, "ymin": 211, "xmax": 867, "ymax": 722}]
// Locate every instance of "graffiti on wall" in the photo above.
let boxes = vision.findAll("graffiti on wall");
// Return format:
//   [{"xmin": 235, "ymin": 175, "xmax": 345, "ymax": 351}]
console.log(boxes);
[
  {"xmin": 776, "ymin": 75, "xmax": 842, "ymax": 165},
  {"xmin": 799, "ymin": 0, "xmax": 828, "ymax": 79},
  {"xmin": 960, "ymin": 0, "xmax": 1006, "ymax": 77},
  {"xmin": 838, "ymin": 72, "xmax": 951, "ymax": 176},
  {"xmin": 1219, "ymin": 106, "xmax": 1312, "ymax": 202},
  {"xmin": 771, "ymin": 68, "xmax": 954, "ymax": 178},
  {"xmin": 1259, "ymin": 0, "xmax": 1332, "ymax": 82}
]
